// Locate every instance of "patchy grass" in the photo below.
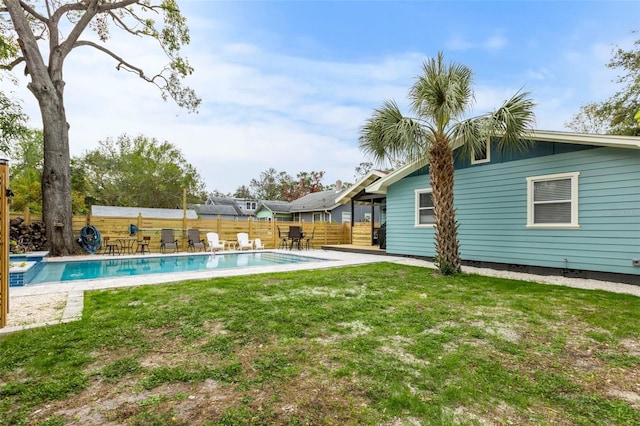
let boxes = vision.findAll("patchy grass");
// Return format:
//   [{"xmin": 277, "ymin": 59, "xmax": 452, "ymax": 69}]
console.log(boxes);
[{"xmin": 1, "ymin": 263, "xmax": 639, "ymax": 425}]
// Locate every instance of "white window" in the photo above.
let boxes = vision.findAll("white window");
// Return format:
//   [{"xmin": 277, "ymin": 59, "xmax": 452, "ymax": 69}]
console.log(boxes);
[
  {"xmin": 415, "ymin": 189, "xmax": 435, "ymax": 227},
  {"xmin": 471, "ymin": 138, "xmax": 490, "ymax": 165},
  {"xmin": 342, "ymin": 212, "xmax": 351, "ymax": 223},
  {"xmin": 313, "ymin": 212, "xmax": 323, "ymax": 223},
  {"xmin": 526, "ymin": 172, "xmax": 580, "ymax": 228}
]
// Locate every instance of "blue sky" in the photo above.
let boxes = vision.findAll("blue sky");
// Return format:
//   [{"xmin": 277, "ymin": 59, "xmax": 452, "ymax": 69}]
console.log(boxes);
[{"xmin": 6, "ymin": 1, "xmax": 639, "ymax": 195}]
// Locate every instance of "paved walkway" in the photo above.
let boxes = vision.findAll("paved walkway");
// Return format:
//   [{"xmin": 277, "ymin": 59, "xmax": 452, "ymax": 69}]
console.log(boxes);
[{"xmin": 3, "ymin": 249, "xmax": 639, "ymax": 335}]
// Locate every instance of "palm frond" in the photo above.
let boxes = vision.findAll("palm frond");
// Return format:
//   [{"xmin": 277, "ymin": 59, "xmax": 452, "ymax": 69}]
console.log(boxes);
[
  {"xmin": 409, "ymin": 52, "xmax": 474, "ymax": 133},
  {"xmin": 450, "ymin": 118, "xmax": 484, "ymax": 158},
  {"xmin": 486, "ymin": 90, "xmax": 537, "ymax": 152},
  {"xmin": 359, "ymin": 100, "xmax": 429, "ymax": 165}
]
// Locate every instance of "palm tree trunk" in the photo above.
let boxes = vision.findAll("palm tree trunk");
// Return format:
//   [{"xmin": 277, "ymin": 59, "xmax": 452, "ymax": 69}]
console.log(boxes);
[{"xmin": 429, "ymin": 134, "xmax": 461, "ymax": 274}]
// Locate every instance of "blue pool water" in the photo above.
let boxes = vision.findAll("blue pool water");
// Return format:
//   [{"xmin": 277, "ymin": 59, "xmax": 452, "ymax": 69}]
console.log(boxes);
[{"xmin": 28, "ymin": 252, "xmax": 323, "ymax": 285}]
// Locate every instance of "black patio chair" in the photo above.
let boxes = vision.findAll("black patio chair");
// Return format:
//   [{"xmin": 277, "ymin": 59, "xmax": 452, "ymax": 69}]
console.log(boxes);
[
  {"xmin": 277, "ymin": 226, "xmax": 289, "ymax": 249},
  {"xmin": 160, "ymin": 229, "xmax": 178, "ymax": 253},
  {"xmin": 102, "ymin": 236, "xmax": 120, "ymax": 256},
  {"xmin": 288, "ymin": 226, "xmax": 302, "ymax": 250},
  {"xmin": 305, "ymin": 227, "xmax": 316, "ymax": 250},
  {"xmin": 187, "ymin": 228, "xmax": 206, "ymax": 252}
]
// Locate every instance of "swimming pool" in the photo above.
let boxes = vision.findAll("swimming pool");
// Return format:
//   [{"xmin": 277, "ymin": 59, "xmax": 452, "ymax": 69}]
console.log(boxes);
[{"xmin": 28, "ymin": 252, "xmax": 323, "ymax": 285}]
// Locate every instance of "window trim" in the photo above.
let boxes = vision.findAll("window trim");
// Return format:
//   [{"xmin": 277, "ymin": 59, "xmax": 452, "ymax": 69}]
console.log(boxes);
[
  {"xmin": 526, "ymin": 172, "xmax": 580, "ymax": 229},
  {"xmin": 471, "ymin": 138, "xmax": 491, "ymax": 165},
  {"xmin": 415, "ymin": 188, "xmax": 435, "ymax": 228}
]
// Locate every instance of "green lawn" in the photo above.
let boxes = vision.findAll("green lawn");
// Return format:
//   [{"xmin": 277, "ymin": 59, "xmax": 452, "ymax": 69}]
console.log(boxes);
[{"xmin": 1, "ymin": 263, "xmax": 639, "ymax": 425}]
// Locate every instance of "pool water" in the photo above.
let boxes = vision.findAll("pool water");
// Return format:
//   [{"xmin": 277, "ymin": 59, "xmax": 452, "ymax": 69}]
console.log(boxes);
[{"xmin": 29, "ymin": 252, "xmax": 323, "ymax": 285}]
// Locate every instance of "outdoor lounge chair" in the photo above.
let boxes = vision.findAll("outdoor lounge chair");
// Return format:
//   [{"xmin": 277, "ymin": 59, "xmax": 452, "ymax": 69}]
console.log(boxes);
[
  {"xmin": 187, "ymin": 228, "xmax": 206, "ymax": 252},
  {"xmin": 254, "ymin": 238, "xmax": 265, "ymax": 250},
  {"xmin": 206, "ymin": 232, "xmax": 225, "ymax": 252},
  {"xmin": 160, "ymin": 228, "xmax": 178, "ymax": 253},
  {"xmin": 237, "ymin": 232, "xmax": 254, "ymax": 250}
]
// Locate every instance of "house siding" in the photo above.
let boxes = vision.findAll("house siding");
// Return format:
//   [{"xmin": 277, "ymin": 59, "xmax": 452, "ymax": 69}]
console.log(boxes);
[{"xmin": 386, "ymin": 146, "xmax": 640, "ymax": 277}]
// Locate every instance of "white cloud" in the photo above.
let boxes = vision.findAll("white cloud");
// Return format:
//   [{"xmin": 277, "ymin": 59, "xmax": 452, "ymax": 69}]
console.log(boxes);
[
  {"xmin": 3, "ymin": 3, "xmax": 637, "ymax": 197},
  {"xmin": 446, "ymin": 31, "xmax": 509, "ymax": 52}
]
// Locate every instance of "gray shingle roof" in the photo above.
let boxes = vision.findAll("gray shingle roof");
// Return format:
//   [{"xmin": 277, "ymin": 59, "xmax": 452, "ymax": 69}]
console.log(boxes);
[
  {"xmin": 91, "ymin": 205, "xmax": 199, "ymax": 219},
  {"xmin": 195, "ymin": 204, "xmax": 242, "ymax": 216},
  {"xmin": 289, "ymin": 189, "xmax": 343, "ymax": 212},
  {"xmin": 258, "ymin": 200, "xmax": 292, "ymax": 213}
]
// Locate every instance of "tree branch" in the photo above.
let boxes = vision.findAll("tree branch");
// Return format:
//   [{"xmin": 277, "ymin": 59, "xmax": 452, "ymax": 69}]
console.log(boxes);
[
  {"xmin": 107, "ymin": 10, "xmax": 149, "ymax": 37},
  {"xmin": 74, "ymin": 40, "xmax": 168, "ymax": 87},
  {"xmin": 3, "ymin": 0, "xmax": 50, "ymax": 84},
  {"xmin": 50, "ymin": 0, "xmax": 141, "ymax": 22},
  {"xmin": 0, "ymin": 56, "xmax": 25, "ymax": 71},
  {"xmin": 18, "ymin": 0, "xmax": 48, "ymax": 24},
  {"xmin": 57, "ymin": 1, "xmax": 100, "ymax": 59}
]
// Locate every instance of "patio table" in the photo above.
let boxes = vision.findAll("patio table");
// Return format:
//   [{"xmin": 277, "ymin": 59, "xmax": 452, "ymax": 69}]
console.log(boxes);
[{"xmin": 117, "ymin": 237, "xmax": 137, "ymax": 255}]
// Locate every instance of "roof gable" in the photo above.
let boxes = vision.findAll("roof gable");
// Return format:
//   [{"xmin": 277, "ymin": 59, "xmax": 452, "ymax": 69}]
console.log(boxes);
[
  {"xmin": 255, "ymin": 200, "xmax": 292, "ymax": 214},
  {"xmin": 334, "ymin": 169, "xmax": 388, "ymax": 205}
]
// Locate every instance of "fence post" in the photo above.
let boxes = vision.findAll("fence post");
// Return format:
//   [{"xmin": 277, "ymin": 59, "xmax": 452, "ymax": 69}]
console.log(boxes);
[
  {"xmin": 24, "ymin": 207, "xmax": 30, "ymax": 225},
  {"xmin": 323, "ymin": 221, "xmax": 327, "ymax": 245},
  {"xmin": 0, "ymin": 157, "xmax": 9, "ymax": 328},
  {"xmin": 272, "ymin": 218, "xmax": 277, "ymax": 248}
]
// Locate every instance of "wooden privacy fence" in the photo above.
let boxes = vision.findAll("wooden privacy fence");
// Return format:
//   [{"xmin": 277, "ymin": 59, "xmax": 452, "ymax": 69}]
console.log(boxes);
[
  {"xmin": 89, "ymin": 216, "xmax": 356, "ymax": 252},
  {"xmin": 10, "ymin": 209, "xmax": 381, "ymax": 253}
]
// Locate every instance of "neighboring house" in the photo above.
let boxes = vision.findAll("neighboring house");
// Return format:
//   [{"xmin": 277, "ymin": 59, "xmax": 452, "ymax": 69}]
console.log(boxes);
[
  {"xmin": 91, "ymin": 205, "xmax": 199, "ymax": 219},
  {"xmin": 290, "ymin": 185, "xmax": 381, "ymax": 224},
  {"xmin": 191, "ymin": 197, "xmax": 259, "ymax": 221},
  {"xmin": 254, "ymin": 200, "xmax": 293, "ymax": 221},
  {"xmin": 236, "ymin": 198, "xmax": 259, "ymax": 215},
  {"xmin": 253, "ymin": 176, "xmax": 386, "ymax": 225},
  {"xmin": 366, "ymin": 130, "xmax": 640, "ymax": 284}
]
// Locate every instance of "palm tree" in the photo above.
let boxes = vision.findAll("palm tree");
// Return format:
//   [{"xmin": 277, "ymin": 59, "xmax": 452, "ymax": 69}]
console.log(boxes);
[{"xmin": 360, "ymin": 52, "xmax": 536, "ymax": 275}]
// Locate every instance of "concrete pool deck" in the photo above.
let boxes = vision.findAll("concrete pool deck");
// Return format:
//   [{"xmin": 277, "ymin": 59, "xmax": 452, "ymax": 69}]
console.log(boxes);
[{"xmin": 2, "ymin": 249, "xmax": 639, "ymax": 335}]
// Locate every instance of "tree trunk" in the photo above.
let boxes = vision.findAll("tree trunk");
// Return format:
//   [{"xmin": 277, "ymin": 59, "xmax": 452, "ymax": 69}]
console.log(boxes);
[
  {"xmin": 30, "ymin": 84, "xmax": 74, "ymax": 256},
  {"xmin": 429, "ymin": 134, "xmax": 461, "ymax": 274},
  {"xmin": 5, "ymin": 0, "xmax": 76, "ymax": 256}
]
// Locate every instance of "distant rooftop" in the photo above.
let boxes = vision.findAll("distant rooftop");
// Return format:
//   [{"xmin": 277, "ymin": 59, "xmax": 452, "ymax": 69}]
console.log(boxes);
[
  {"xmin": 289, "ymin": 189, "xmax": 343, "ymax": 212},
  {"xmin": 91, "ymin": 205, "xmax": 198, "ymax": 219}
]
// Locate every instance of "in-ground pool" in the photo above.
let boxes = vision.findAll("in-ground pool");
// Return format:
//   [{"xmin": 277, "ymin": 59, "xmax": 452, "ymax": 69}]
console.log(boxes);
[{"xmin": 28, "ymin": 252, "xmax": 324, "ymax": 285}]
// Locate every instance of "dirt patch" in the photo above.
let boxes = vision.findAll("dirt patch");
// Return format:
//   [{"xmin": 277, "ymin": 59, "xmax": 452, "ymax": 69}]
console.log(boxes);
[
  {"xmin": 621, "ymin": 338, "xmax": 640, "ymax": 356},
  {"xmin": 6, "ymin": 293, "xmax": 67, "ymax": 327},
  {"xmin": 607, "ymin": 389, "xmax": 640, "ymax": 409},
  {"xmin": 379, "ymin": 335, "xmax": 429, "ymax": 371}
]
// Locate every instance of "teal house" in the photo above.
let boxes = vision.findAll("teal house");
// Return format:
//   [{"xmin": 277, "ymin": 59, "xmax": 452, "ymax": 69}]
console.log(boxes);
[{"xmin": 366, "ymin": 131, "xmax": 640, "ymax": 284}]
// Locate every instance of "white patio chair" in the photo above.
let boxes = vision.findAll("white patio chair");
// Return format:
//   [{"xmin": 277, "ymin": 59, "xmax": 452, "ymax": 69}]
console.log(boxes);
[
  {"xmin": 236, "ymin": 232, "xmax": 254, "ymax": 250},
  {"xmin": 206, "ymin": 232, "xmax": 226, "ymax": 252},
  {"xmin": 254, "ymin": 238, "xmax": 265, "ymax": 250}
]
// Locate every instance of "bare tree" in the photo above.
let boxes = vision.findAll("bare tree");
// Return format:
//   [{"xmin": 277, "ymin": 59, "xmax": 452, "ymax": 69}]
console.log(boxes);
[{"xmin": 1, "ymin": 0, "xmax": 200, "ymax": 255}]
